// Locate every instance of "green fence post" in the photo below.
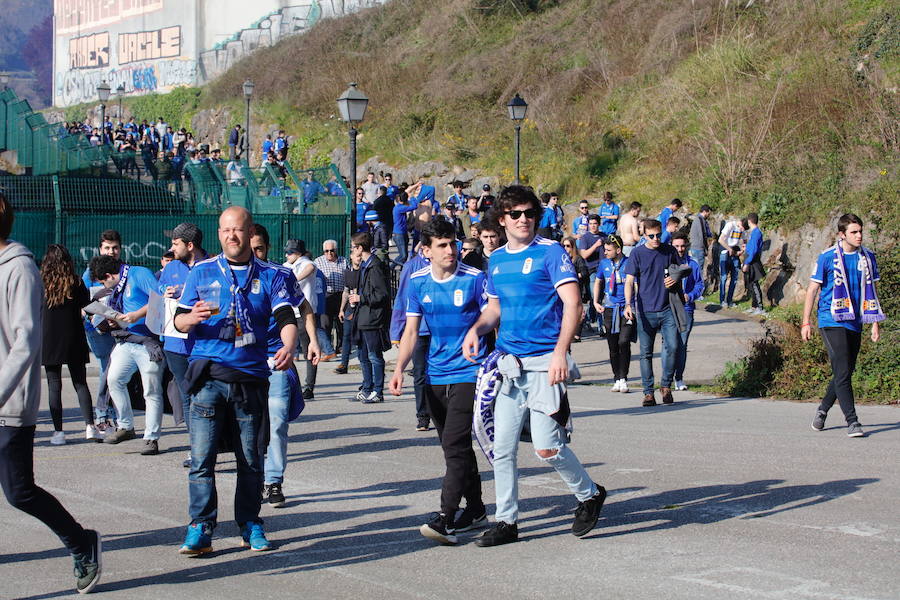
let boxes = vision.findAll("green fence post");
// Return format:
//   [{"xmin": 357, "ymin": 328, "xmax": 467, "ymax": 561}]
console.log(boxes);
[{"xmin": 52, "ymin": 175, "xmax": 62, "ymax": 244}]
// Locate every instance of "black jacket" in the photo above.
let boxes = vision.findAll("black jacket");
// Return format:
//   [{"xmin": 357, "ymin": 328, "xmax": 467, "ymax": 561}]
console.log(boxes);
[{"xmin": 356, "ymin": 255, "xmax": 390, "ymax": 331}]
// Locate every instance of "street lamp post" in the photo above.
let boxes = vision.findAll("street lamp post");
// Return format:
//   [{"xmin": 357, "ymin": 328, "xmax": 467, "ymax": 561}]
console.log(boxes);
[
  {"xmin": 116, "ymin": 83, "xmax": 125, "ymax": 119},
  {"xmin": 0, "ymin": 73, "xmax": 9, "ymax": 90},
  {"xmin": 506, "ymin": 93, "xmax": 528, "ymax": 185},
  {"xmin": 337, "ymin": 82, "xmax": 369, "ymax": 234},
  {"xmin": 242, "ymin": 79, "xmax": 254, "ymax": 163},
  {"xmin": 97, "ymin": 80, "xmax": 111, "ymax": 145}
]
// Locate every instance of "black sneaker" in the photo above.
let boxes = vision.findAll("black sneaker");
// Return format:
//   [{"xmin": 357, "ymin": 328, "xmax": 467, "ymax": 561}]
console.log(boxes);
[
  {"xmin": 265, "ymin": 482, "xmax": 286, "ymax": 507},
  {"xmin": 73, "ymin": 529, "xmax": 102, "ymax": 594},
  {"xmin": 419, "ymin": 512, "xmax": 458, "ymax": 545},
  {"xmin": 362, "ymin": 392, "xmax": 384, "ymax": 404},
  {"xmin": 475, "ymin": 521, "xmax": 518, "ymax": 547},
  {"xmin": 334, "ymin": 364, "xmax": 348, "ymax": 374},
  {"xmin": 572, "ymin": 484, "xmax": 607, "ymax": 537},
  {"xmin": 140, "ymin": 440, "xmax": 159, "ymax": 455},
  {"xmin": 416, "ymin": 418, "xmax": 430, "ymax": 432},
  {"xmin": 811, "ymin": 410, "xmax": 827, "ymax": 431},
  {"xmin": 453, "ymin": 506, "xmax": 488, "ymax": 532},
  {"xmin": 302, "ymin": 388, "xmax": 315, "ymax": 400},
  {"xmin": 847, "ymin": 422, "xmax": 865, "ymax": 438}
]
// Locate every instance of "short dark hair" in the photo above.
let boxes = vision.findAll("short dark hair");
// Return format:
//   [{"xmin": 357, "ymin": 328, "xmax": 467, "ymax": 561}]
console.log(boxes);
[
  {"xmin": 162, "ymin": 250, "xmax": 176, "ymax": 259},
  {"xmin": 496, "ymin": 185, "xmax": 541, "ymax": 215},
  {"xmin": 603, "ymin": 191, "xmax": 613, "ymax": 202},
  {"xmin": 837, "ymin": 213, "xmax": 863, "ymax": 233},
  {"xmin": 351, "ymin": 232, "xmax": 373, "ymax": 252},
  {"xmin": 643, "ymin": 218, "xmax": 662, "ymax": 232},
  {"xmin": 667, "ymin": 216, "xmax": 681, "ymax": 227},
  {"xmin": 479, "ymin": 211, "xmax": 502, "ymax": 235},
  {"xmin": 588, "ymin": 214, "xmax": 602, "ymax": 225},
  {"xmin": 604, "ymin": 234, "xmax": 624, "ymax": 249},
  {"xmin": 421, "ymin": 218, "xmax": 457, "ymax": 247},
  {"xmin": 540, "ymin": 192, "xmax": 551, "ymax": 204},
  {"xmin": 670, "ymin": 198, "xmax": 683, "ymax": 208},
  {"xmin": 700, "ymin": 204, "xmax": 712, "ymax": 213},
  {"xmin": 90, "ymin": 255, "xmax": 122, "ymax": 281},
  {"xmin": 250, "ymin": 223, "xmax": 270, "ymax": 247},
  {"xmin": 672, "ymin": 231, "xmax": 690, "ymax": 243},
  {"xmin": 629, "ymin": 201, "xmax": 642, "ymax": 211},
  {"xmin": 747, "ymin": 212, "xmax": 759, "ymax": 225},
  {"xmin": 0, "ymin": 192, "xmax": 14, "ymax": 241},
  {"xmin": 99, "ymin": 229, "xmax": 122, "ymax": 247}
]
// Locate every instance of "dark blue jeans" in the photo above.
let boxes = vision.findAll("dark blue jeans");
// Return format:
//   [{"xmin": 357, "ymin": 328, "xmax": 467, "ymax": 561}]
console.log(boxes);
[
  {"xmin": 357, "ymin": 329, "xmax": 385, "ymax": 395},
  {"xmin": 719, "ymin": 250, "xmax": 740, "ymax": 305},
  {"xmin": 674, "ymin": 311, "xmax": 695, "ymax": 381},
  {"xmin": 636, "ymin": 309, "xmax": 680, "ymax": 395},
  {"xmin": 189, "ymin": 379, "xmax": 264, "ymax": 529},
  {"xmin": 391, "ymin": 233, "xmax": 409, "ymax": 269},
  {"xmin": 164, "ymin": 350, "xmax": 190, "ymax": 431}
]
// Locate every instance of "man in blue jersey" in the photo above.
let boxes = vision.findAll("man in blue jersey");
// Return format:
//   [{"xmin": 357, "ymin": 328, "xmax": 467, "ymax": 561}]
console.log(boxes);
[
  {"xmin": 661, "ymin": 216, "xmax": 680, "ymax": 245},
  {"xmin": 658, "ymin": 198, "xmax": 682, "ymax": 228},
  {"xmin": 742, "ymin": 213, "xmax": 766, "ymax": 316},
  {"xmin": 159, "ymin": 223, "xmax": 208, "ymax": 466},
  {"xmin": 802, "ymin": 214, "xmax": 883, "ymax": 438},
  {"xmin": 577, "ymin": 214, "xmax": 605, "ymax": 328},
  {"xmin": 572, "ymin": 200, "xmax": 591, "ymax": 239},
  {"xmin": 623, "ymin": 219, "xmax": 681, "ymax": 407},
  {"xmin": 91, "ymin": 255, "xmax": 165, "ymax": 454},
  {"xmin": 536, "ymin": 193, "xmax": 557, "ymax": 239},
  {"xmin": 354, "ymin": 188, "xmax": 370, "ymax": 233},
  {"xmin": 670, "ymin": 233, "xmax": 705, "ymax": 391},
  {"xmin": 249, "ymin": 223, "xmax": 320, "ymax": 507},
  {"xmin": 390, "ymin": 219, "xmax": 489, "ymax": 545},
  {"xmin": 81, "ymin": 229, "xmax": 122, "ymax": 435},
  {"xmin": 463, "ymin": 185, "xmax": 606, "ymax": 547},
  {"xmin": 173, "ymin": 206, "xmax": 303, "ymax": 555},
  {"xmin": 598, "ymin": 192, "xmax": 620, "ymax": 236},
  {"xmin": 391, "ymin": 193, "xmax": 418, "ymax": 269},
  {"xmin": 446, "ymin": 180, "xmax": 469, "ymax": 212},
  {"xmin": 389, "ymin": 247, "xmax": 432, "ymax": 431}
]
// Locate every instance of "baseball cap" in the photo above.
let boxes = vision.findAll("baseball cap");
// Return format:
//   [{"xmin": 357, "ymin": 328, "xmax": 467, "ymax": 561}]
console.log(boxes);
[{"xmin": 284, "ymin": 239, "xmax": 306, "ymax": 255}]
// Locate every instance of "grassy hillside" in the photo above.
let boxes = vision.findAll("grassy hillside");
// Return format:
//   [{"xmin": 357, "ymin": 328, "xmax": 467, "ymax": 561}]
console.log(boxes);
[{"xmin": 200, "ymin": 0, "xmax": 898, "ymax": 229}]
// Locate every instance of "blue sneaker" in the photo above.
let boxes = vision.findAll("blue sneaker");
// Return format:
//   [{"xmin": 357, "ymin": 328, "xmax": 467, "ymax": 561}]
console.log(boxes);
[
  {"xmin": 179, "ymin": 523, "xmax": 212, "ymax": 556},
  {"xmin": 241, "ymin": 522, "xmax": 271, "ymax": 551}
]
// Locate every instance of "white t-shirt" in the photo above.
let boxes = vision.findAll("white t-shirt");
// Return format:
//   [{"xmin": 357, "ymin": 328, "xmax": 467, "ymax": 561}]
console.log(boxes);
[
  {"xmin": 285, "ymin": 256, "xmax": 317, "ymax": 313},
  {"xmin": 362, "ymin": 181, "xmax": 380, "ymax": 203},
  {"xmin": 720, "ymin": 220, "xmax": 743, "ymax": 248}
]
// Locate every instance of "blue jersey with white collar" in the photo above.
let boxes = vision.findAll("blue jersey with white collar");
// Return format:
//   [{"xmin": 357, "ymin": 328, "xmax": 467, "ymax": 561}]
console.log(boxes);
[
  {"xmin": 179, "ymin": 256, "xmax": 301, "ymax": 378},
  {"xmin": 118, "ymin": 265, "xmax": 158, "ymax": 336},
  {"xmin": 406, "ymin": 263, "xmax": 487, "ymax": 384},
  {"xmin": 265, "ymin": 261, "xmax": 306, "ymax": 356},
  {"xmin": 811, "ymin": 248, "xmax": 878, "ymax": 332},
  {"xmin": 486, "ymin": 236, "xmax": 578, "ymax": 357},
  {"xmin": 597, "ymin": 256, "xmax": 629, "ymax": 307}
]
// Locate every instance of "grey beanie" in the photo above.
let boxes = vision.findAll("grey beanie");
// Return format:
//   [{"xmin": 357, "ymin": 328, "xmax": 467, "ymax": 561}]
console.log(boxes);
[{"xmin": 172, "ymin": 222, "xmax": 203, "ymax": 246}]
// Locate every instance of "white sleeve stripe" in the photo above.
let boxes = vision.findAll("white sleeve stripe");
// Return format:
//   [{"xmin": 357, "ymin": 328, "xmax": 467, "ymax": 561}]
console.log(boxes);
[
  {"xmin": 809, "ymin": 277, "xmax": 824, "ymax": 283},
  {"xmin": 405, "ymin": 311, "xmax": 422, "ymax": 317},
  {"xmin": 177, "ymin": 303, "xmax": 193, "ymax": 310},
  {"xmin": 553, "ymin": 277, "xmax": 579, "ymax": 288},
  {"xmin": 486, "ymin": 292, "xmax": 499, "ymax": 299}
]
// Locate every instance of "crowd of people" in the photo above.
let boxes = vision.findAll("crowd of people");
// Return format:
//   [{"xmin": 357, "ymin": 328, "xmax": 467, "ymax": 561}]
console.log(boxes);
[{"xmin": 0, "ymin": 175, "xmax": 885, "ymax": 593}]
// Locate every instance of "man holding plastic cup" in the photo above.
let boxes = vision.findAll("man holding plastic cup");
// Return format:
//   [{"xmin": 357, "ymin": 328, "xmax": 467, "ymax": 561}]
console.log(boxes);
[{"xmin": 173, "ymin": 206, "xmax": 313, "ymax": 556}]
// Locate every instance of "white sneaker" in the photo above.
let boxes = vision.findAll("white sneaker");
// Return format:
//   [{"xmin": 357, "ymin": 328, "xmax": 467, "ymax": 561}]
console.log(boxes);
[
  {"xmin": 619, "ymin": 379, "xmax": 629, "ymax": 393},
  {"xmin": 610, "ymin": 380, "xmax": 622, "ymax": 392},
  {"xmin": 50, "ymin": 431, "xmax": 66, "ymax": 445},
  {"xmin": 675, "ymin": 380, "xmax": 688, "ymax": 391},
  {"xmin": 85, "ymin": 424, "xmax": 105, "ymax": 441}
]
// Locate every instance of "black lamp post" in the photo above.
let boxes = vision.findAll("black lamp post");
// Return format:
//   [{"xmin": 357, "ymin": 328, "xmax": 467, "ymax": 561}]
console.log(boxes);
[
  {"xmin": 97, "ymin": 80, "xmax": 111, "ymax": 144},
  {"xmin": 337, "ymin": 82, "xmax": 369, "ymax": 233},
  {"xmin": 116, "ymin": 83, "xmax": 125, "ymax": 119},
  {"xmin": 506, "ymin": 93, "xmax": 528, "ymax": 185},
  {"xmin": 242, "ymin": 79, "xmax": 254, "ymax": 163}
]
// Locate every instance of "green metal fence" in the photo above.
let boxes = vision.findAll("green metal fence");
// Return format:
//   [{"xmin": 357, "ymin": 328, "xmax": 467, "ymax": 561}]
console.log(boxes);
[{"xmin": 2, "ymin": 174, "xmax": 351, "ymax": 272}]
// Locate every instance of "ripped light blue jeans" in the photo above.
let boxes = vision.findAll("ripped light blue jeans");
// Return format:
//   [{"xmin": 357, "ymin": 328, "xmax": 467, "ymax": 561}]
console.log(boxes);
[{"xmin": 491, "ymin": 373, "xmax": 597, "ymax": 524}]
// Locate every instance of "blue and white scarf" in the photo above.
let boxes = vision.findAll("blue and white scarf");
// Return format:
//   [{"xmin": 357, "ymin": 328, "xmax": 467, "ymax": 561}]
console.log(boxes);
[
  {"xmin": 216, "ymin": 255, "xmax": 257, "ymax": 347},
  {"xmin": 107, "ymin": 264, "xmax": 130, "ymax": 314},
  {"xmin": 472, "ymin": 350, "xmax": 505, "ymax": 465},
  {"xmin": 831, "ymin": 243, "xmax": 885, "ymax": 324}
]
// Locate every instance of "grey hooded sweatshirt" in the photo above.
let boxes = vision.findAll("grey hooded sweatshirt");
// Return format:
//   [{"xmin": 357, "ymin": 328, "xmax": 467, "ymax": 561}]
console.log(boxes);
[{"xmin": 0, "ymin": 241, "xmax": 43, "ymax": 427}]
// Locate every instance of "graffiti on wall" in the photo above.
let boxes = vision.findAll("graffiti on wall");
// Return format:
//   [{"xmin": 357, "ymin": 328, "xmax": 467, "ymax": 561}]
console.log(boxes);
[
  {"xmin": 68, "ymin": 32, "xmax": 110, "ymax": 69},
  {"xmin": 56, "ymin": 59, "xmax": 197, "ymax": 105},
  {"xmin": 55, "ymin": 0, "xmax": 164, "ymax": 35},
  {"xmin": 118, "ymin": 26, "xmax": 181, "ymax": 64}
]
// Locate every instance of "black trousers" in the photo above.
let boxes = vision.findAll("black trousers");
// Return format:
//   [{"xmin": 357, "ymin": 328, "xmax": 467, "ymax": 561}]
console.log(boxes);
[
  {"xmin": 44, "ymin": 363, "xmax": 94, "ymax": 430},
  {"xmin": 603, "ymin": 310, "xmax": 635, "ymax": 380},
  {"xmin": 322, "ymin": 293, "xmax": 344, "ymax": 354},
  {"xmin": 425, "ymin": 382, "xmax": 483, "ymax": 516},
  {"xmin": 412, "ymin": 336, "xmax": 431, "ymax": 420},
  {"xmin": 0, "ymin": 425, "xmax": 89, "ymax": 555},
  {"xmin": 819, "ymin": 327, "xmax": 862, "ymax": 425},
  {"xmin": 298, "ymin": 329, "xmax": 318, "ymax": 393}
]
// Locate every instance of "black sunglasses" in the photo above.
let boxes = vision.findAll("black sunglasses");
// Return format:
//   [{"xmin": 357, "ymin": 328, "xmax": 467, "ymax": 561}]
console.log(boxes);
[
  {"xmin": 504, "ymin": 208, "xmax": 539, "ymax": 220},
  {"xmin": 324, "ymin": 249, "xmax": 336, "ymax": 253},
  {"xmin": 646, "ymin": 233, "xmax": 661, "ymax": 239}
]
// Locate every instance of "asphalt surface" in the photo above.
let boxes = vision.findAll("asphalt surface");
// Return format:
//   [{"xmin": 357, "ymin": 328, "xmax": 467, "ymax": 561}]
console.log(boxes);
[{"xmin": 2, "ymin": 307, "xmax": 898, "ymax": 600}]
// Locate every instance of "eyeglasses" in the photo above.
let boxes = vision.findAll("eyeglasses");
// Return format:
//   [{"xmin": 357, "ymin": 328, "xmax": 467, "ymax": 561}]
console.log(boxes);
[
  {"xmin": 504, "ymin": 208, "xmax": 539, "ymax": 220},
  {"xmin": 579, "ymin": 206, "xmax": 589, "ymax": 210},
  {"xmin": 646, "ymin": 233, "xmax": 661, "ymax": 239}
]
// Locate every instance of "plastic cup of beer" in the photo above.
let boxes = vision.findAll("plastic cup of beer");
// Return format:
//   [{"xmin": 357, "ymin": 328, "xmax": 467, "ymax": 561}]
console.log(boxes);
[{"xmin": 197, "ymin": 283, "xmax": 221, "ymax": 316}]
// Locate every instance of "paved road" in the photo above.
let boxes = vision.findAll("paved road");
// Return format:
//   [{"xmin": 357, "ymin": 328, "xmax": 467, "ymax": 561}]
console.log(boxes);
[{"xmin": 2, "ymin": 308, "xmax": 898, "ymax": 600}]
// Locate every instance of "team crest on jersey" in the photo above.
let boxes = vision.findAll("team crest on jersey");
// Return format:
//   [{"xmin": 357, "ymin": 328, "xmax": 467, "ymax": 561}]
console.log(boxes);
[
  {"xmin": 522, "ymin": 257, "xmax": 533, "ymax": 274},
  {"xmin": 454, "ymin": 289, "xmax": 463, "ymax": 307},
  {"xmin": 422, "ymin": 294, "xmax": 432, "ymax": 303},
  {"xmin": 560, "ymin": 255, "xmax": 574, "ymax": 273},
  {"xmin": 251, "ymin": 279, "xmax": 261, "ymax": 294}
]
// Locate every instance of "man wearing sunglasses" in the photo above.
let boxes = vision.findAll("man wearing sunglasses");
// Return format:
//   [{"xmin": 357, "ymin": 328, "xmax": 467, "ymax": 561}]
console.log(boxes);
[
  {"xmin": 463, "ymin": 186, "xmax": 606, "ymax": 547},
  {"xmin": 623, "ymin": 219, "xmax": 681, "ymax": 406}
]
